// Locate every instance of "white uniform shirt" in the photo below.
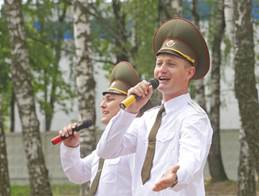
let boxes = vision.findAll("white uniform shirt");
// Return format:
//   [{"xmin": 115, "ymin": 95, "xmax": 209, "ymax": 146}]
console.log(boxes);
[
  {"xmin": 60, "ymin": 144, "xmax": 134, "ymax": 196},
  {"xmin": 97, "ymin": 93, "xmax": 213, "ymax": 196}
]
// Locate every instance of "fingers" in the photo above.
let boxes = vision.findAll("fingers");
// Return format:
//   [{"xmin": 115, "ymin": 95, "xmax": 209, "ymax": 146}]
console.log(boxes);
[
  {"xmin": 152, "ymin": 165, "xmax": 180, "ymax": 192},
  {"xmin": 152, "ymin": 174, "xmax": 174, "ymax": 192},
  {"xmin": 128, "ymin": 80, "xmax": 151, "ymax": 98},
  {"xmin": 59, "ymin": 123, "xmax": 77, "ymax": 138},
  {"xmin": 170, "ymin": 165, "xmax": 180, "ymax": 174},
  {"xmin": 125, "ymin": 81, "xmax": 153, "ymax": 114}
]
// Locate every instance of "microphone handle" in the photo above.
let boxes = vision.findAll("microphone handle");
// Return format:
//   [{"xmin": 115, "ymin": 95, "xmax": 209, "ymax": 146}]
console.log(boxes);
[
  {"xmin": 119, "ymin": 79, "xmax": 159, "ymax": 110},
  {"xmin": 119, "ymin": 94, "xmax": 138, "ymax": 109},
  {"xmin": 51, "ymin": 120, "xmax": 92, "ymax": 145}
]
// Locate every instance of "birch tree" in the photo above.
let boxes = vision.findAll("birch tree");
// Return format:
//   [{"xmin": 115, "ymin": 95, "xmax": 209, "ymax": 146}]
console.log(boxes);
[
  {"xmin": 0, "ymin": 96, "xmax": 10, "ymax": 196},
  {"xmin": 0, "ymin": 8, "xmax": 11, "ymax": 195},
  {"xmin": 73, "ymin": 0, "xmax": 96, "ymax": 195},
  {"xmin": 158, "ymin": 0, "xmax": 182, "ymax": 22},
  {"xmin": 233, "ymin": 0, "xmax": 258, "ymax": 194},
  {"xmin": 26, "ymin": 0, "xmax": 73, "ymax": 131},
  {"xmin": 191, "ymin": 0, "xmax": 207, "ymax": 111},
  {"xmin": 111, "ymin": 0, "xmax": 129, "ymax": 62},
  {"xmin": 207, "ymin": 0, "xmax": 228, "ymax": 181},
  {"xmin": 4, "ymin": 0, "xmax": 52, "ymax": 195},
  {"xmin": 237, "ymin": 129, "xmax": 256, "ymax": 196}
]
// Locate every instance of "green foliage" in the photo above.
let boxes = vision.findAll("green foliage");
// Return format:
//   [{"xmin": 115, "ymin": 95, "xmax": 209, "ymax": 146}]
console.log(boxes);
[
  {"xmin": 126, "ymin": 0, "xmax": 158, "ymax": 79},
  {"xmin": 90, "ymin": 0, "xmax": 158, "ymax": 79},
  {"xmin": 0, "ymin": 0, "xmax": 75, "ymax": 130},
  {"xmin": 21, "ymin": 0, "xmax": 75, "ymax": 123}
]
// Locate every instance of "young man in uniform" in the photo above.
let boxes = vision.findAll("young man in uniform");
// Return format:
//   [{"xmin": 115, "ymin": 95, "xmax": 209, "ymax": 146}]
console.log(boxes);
[
  {"xmin": 59, "ymin": 61, "xmax": 140, "ymax": 196},
  {"xmin": 97, "ymin": 17, "xmax": 213, "ymax": 196}
]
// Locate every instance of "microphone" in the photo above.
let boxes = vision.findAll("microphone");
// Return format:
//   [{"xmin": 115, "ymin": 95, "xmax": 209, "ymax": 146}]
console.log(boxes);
[
  {"xmin": 119, "ymin": 79, "xmax": 159, "ymax": 109},
  {"xmin": 50, "ymin": 120, "xmax": 92, "ymax": 145}
]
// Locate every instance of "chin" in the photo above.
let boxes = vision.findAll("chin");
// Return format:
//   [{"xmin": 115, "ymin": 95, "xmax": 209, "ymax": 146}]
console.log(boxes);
[
  {"xmin": 101, "ymin": 118, "xmax": 107, "ymax": 124},
  {"xmin": 158, "ymin": 85, "xmax": 166, "ymax": 92}
]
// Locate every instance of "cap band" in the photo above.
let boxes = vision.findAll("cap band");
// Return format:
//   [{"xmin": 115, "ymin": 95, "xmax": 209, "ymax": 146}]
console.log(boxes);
[
  {"xmin": 158, "ymin": 47, "xmax": 195, "ymax": 64},
  {"xmin": 109, "ymin": 87, "xmax": 127, "ymax": 95}
]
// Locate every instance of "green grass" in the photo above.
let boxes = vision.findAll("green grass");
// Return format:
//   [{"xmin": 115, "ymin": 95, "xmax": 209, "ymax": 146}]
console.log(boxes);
[
  {"xmin": 11, "ymin": 181, "xmax": 259, "ymax": 196},
  {"xmin": 11, "ymin": 185, "xmax": 30, "ymax": 196},
  {"xmin": 11, "ymin": 184, "xmax": 80, "ymax": 196}
]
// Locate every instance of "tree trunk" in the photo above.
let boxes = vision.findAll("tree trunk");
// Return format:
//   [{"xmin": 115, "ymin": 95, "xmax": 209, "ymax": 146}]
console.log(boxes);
[
  {"xmin": 73, "ymin": 0, "xmax": 96, "ymax": 195},
  {"xmin": 10, "ymin": 89, "xmax": 15, "ymax": 132},
  {"xmin": 45, "ymin": 2, "xmax": 68, "ymax": 131},
  {"xmin": 111, "ymin": 0, "xmax": 129, "ymax": 62},
  {"xmin": 233, "ymin": 0, "xmax": 259, "ymax": 194},
  {"xmin": 4, "ymin": 1, "xmax": 52, "ymax": 195},
  {"xmin": 158, "ymin": 0, "xmax": 182, "ymax": 22},
  {"xmin": 0, "ymin": 95, "xmax": 10, "ymax": 196},
  {"xmin": 237, "ymin": 129, "xmax": 256, "ymax": 196},
  {"xmin": 208, "ymin": 0, "xmax": 228, "ymax": 181},
  {"xmin": 191, "ymin": 0, "xmax": 207, "ymax": 111}
]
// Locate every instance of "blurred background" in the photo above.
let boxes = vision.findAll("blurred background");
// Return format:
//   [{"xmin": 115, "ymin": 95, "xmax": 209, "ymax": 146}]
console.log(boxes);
[{"xmin": 0, "ymin": 0, "xmax": 258, "ymax": 195}]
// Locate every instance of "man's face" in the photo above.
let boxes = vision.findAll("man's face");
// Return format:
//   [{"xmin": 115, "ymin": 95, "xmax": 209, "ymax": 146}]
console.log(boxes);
[
  {"xmin": 100, "ymin": 93, "xmax": 126, "ymax": 125},
  {"xmin": 154, "ymin": 54, "xmax": 195, "ymax": 101}
]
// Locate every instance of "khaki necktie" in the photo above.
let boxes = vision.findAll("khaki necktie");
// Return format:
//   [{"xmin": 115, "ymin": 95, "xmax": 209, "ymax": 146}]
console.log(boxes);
[
  {"xmin": 88, "ymin": 158, "xmax": 105, "ymax": 196},
  {"xmin": 141, "ymin": 104, "xmax": 165, "ymax": 184}
]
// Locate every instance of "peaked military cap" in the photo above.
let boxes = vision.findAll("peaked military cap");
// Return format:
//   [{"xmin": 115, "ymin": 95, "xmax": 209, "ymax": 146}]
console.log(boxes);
[
  {"xmin": 153, "ymin": 17, "xmax": 210, "ymax": 79},
  {"xmin": 102, "ymin": 61, "xmax": 140, "ymax": 95}
]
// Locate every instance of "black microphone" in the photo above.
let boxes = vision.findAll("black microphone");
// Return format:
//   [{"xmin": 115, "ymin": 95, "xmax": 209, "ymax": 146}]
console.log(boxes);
[
  {"xmin": 50, "ymin": 120, "xmax": 92, "ymax": 145},
  {"xmin": 119, "ymin": 79, "xmax": 159, "ymax": 109}
]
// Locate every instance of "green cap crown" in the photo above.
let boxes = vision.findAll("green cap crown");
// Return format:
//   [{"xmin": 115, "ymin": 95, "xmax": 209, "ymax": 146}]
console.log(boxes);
[
  {"xmin": 103, "ymin": 61, "xmax": 140, "ymax": 95},
  {"xmin": 153, "ymin": 17, "xmax": 210, "ymax": 79}
]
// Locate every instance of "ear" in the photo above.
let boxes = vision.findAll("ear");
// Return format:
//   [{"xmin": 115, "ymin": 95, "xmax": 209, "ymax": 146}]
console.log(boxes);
[{"xmin": 186, "ymin": 66, "xmax": 196, "ymax": 80}]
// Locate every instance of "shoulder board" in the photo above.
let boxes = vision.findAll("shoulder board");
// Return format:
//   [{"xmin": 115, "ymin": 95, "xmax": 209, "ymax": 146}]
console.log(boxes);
[{"xmin": 188, "ymin": 100, "xmax": 205, "ymax": 114}]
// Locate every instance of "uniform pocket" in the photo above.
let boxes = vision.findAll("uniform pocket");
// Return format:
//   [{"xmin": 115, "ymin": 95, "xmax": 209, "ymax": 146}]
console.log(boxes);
[
  {"xmin": 156, "ymin": 127, "xmax": 176, "ymax": 143},
  {"xmin": 101, "ymin": 157, "xmax": 120, "ymax": 183}
]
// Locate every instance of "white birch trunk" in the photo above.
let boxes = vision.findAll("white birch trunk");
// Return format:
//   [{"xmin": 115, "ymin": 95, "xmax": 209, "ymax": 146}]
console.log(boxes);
[
  {"xmin": 0, "ymin": 95, "xmax": 10, "ymax": 196},
  {"xmin": 233, "ymin": 0, "xmax": 258, "ymax": 194},
  {"xmin": 207, "ymin": 0, "xmax": 228, "ymax": 181},
  {"xmin": 237, "ymin": 129, "xmax": 256, "ymax": 196},
  {"xmin": 73, "ymin": 0, "xmax": 96, "ymax": 195},
  {"xmin": 4, "ymin": 0, "xmax": 52, "ymax": 195},
  {"xmin": 159, "ymin": 0, "xmax": 182, "ymax": 22}
]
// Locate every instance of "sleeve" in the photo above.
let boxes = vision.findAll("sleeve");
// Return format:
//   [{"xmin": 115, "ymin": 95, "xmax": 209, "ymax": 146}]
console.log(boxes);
[
  {"xmin": 172, "ymin": 113, "xmax": 213, "ymax": 191},
  {"xmin": 96, "ymin": 109, "xmax": 140, "ymax": 159},
  {"xmin": 60, "ymin": 143, "xmax": 95, "ymax": 184}
]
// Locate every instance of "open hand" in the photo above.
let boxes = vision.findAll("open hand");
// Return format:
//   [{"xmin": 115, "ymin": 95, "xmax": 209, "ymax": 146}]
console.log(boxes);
[{"xmin": 152, "ymin": 165, "xmax": 180, "ymax": 192}]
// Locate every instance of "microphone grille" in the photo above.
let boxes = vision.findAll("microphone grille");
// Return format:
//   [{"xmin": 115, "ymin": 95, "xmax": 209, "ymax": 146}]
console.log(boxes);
[
  {"xmin": 74, "ymin": 120, "xmax": 93, "ymax": 132},
  {"xmin": 149, "ymin": 79, "xmax": 159, "ymax": 89}
]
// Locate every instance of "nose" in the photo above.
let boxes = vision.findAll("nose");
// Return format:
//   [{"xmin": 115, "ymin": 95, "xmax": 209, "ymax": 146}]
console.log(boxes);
[
  {"xmin": 158, "ymin": 63, "xmax": 168, "ymax": 73},
  {"xmin": 100, "ymin": 99, "xmax": 106, "ymax": 109}
]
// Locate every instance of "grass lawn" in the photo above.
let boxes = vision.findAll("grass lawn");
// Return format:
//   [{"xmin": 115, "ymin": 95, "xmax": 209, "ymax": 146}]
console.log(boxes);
[
  {"xmin": 11, "ymin": 181, "xmax": 259, "ymax": 196},
  {"xmin": 11, "ymin": 184, "xmax": 80, "ymax": 196}
]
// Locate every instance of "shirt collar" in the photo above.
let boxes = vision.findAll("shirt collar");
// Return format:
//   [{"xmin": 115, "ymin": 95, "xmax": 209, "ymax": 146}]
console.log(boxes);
[{"xmin": 162, "ymin": 93, "xmax": 191, "ymax": 114}]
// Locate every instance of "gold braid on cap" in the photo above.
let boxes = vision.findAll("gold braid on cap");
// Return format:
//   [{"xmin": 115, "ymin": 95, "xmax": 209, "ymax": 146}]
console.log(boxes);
[
  {"xmin": 160, "ymin": 47, "xmax": 195, "ymax": 65},
  {"xmin": 109, "ymin": 87, "xmax": 127, "ymax": 95}
]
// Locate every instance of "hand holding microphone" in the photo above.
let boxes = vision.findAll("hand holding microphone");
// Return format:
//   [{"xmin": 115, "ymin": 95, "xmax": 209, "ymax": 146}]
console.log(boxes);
[
  {"xmin": 51, "ymin": 120, "xmax": 92, "ymax": 145},
  {"xmin": 120, "ymin": 79, "xmax": 159, "ymax": 112}
]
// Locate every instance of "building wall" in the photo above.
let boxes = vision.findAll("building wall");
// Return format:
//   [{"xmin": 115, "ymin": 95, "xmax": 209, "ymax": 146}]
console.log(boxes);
[
  {"xmin": 6, "ymin": 132, "xmax": 68, "ymax": 184},
  {"xmin": 6, "ymin": 130, "xmax": 239, "ymax": 184}
]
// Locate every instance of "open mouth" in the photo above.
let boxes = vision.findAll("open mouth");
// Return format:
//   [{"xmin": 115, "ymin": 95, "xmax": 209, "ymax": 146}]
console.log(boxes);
[
  {"xmin": 158, "ymin": 76, "xmax": 170, "ymax": 81},
  {"xmin": 102, "ymin": 111, "xmax": 109, "ymax": 115}
]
